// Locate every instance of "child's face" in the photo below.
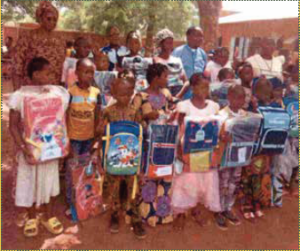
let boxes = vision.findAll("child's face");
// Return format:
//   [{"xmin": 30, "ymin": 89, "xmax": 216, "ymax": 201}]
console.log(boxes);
[
  {"xmin": 76, "ymin": 63, "xmax": 95, "ymax": 86},
  {"xmin": 272, "ymin": 87, "xmax": 283, "ymax": 100},
  {"xmin": 192, "ymin": 80, "xmax": 209, "ymax": 100},
  {"xmin": 32, "ymin": 65, "xmax": 51, "ymax": 85},
  {"xmin": 113, "ymin": 83, "xmax": 134, "ymax": 106},
  {"xmin": 155, "ymin": 70, "xmax": 168, "ymax": 88},
  {"xmin": 224, "ymin": 71, "xmax": 235, "ymax": 81},
  {"xmin": 215, "ymin": 53, "xmax": 229, "ymax": 67},
  {"xmin": 75, "ymin": 40, "xmax": 91, "ymax": 59},
  {"xmin": 127, "ymin": 37, "xmax": 141, "ymax": 55},
  {"xmin": 228, "ymin": 91, "xmax": 246, "ymax": 111},
  {"xmin": 256, "ymin": 84, "xmax": 272, "ymax": 105},
  {"xmin": 95, "ymin": 55, "xmax": 110, "ymax": 71},
  {"xmin": 161, "ymin": 38, "xmax": 174, "ymax": 54},
  {"xmin": 240, "ymin": 67, "xmax": 253, "ymax": 83}
]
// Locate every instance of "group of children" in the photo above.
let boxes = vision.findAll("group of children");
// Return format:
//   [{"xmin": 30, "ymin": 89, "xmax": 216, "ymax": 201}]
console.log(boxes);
[{"xmin": 9, "ymin": 31, "xmax": 298, "ymax": 240}]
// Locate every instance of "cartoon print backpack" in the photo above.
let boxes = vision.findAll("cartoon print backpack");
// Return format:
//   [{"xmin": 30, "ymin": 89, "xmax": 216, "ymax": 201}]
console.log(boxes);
[
  {"xmin": 182, "ymin": 116, "xmax": 220, "ymax": 172},
  {"xmin": 220, "ymin": 113, "xmax": 262, "ymax": 168},
  {"xmin": 70, "ymin": 154, "xmax": 104, "ymax": 221},
  {"xmin": 23, "ymin": 86, "xmax": 69, "ymax": 163},
  {"xmin": 283, "ymin": 97, "xmax": 298, "ymax": 138},
  {"xmin": 145, "ymin": 124, "xmax": 179, "ymax": 178},
  {"xmin": 102, "ymin": 121, "xmax": 143, "ymax": 175},
  {"xmin": 63, "ymin": 57, "xmax": 78, "ymax": 89},
  {"xmin": 255, "ymin": 107, "xmax": 291, "ymax": 155}
]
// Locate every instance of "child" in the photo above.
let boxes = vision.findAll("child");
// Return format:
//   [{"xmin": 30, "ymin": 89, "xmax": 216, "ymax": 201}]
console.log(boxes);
[
  {"xmin": 65, "ymin": 58, "xmax": 101, "ymax": 218},
  {"xmin": 9, "ymin": 57, "xmax": 69, "ymax": 237},
  {"xmin": 217, "ymin": 68, "xmax": 235, "ymax": 83},
  {"xmin": 205, "ymin": 47, "xmax": 230, "ymax": 82},
  {"xmin": 172, "ymin": 73, "xmax": 222, "ymax": 231},
  {"xmin": 61, "ymin": 37, "xmax": 92, "ymax": 88},
  {"xmin": 240, "ymin": 78, "xmax": 273, "ymax": 220},
  {"xmin": 270, "ymin": 78, "xmax": 285, "ymax": 108},
  {"xmin": 101, "ymin": 76, "xmax": 146, "ymax": 239},
  {"xmin": 217, "ymin": 85, "xmax": 247, "ymax": 228},
  {"xmin": 237, "ymin": 63, "xmax": 254, "ymax": 110}
]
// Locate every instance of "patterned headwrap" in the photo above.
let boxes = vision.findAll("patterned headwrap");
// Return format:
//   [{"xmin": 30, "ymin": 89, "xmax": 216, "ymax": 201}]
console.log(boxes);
[
  {"xmin": 155, "ymin": 29, "xmax": 174, "ymax": 47},
  {"xmin": 35, "ymin": 1, "xmax": 59, "ymax": 23}
]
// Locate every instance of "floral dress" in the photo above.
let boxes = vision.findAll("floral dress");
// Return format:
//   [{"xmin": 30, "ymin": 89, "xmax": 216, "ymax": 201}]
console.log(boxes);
[{"xmin": 13, "ymin": 29, "xmax": 66, "ymax": 89}]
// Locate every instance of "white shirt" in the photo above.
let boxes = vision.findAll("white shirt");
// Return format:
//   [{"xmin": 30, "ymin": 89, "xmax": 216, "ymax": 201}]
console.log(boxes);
[
  {"xmin": 205, "ymin": 61, "xmax": 232, "ymax": 82},
  {"xmin": 246, "ymin": 54, "xmax": 284, "ymax": 80},
  {"xmin": 177, "ymin": 99, "xmax": 220, "ymax": 117}
]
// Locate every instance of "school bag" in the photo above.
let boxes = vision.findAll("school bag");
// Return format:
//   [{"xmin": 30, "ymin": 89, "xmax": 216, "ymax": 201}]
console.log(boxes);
[
  {"xmin": 182, "ymin": 116, "xmax": 220, "ymax": 172},
  {"xmin": 283, "ymin": 97, "xmax": 298, "ymax": 138},
  {"xmin": 166, "ymin": 62, "xmax": 184, "ymax": 96},
  {"xmin": 145, "ymin": 124, "xmax": 179, "ymax": 178},
  {"xmin": 62, "ymin": 57, "xmax": 78, "ymax": 89},
  {"xmin": 70, "ymin": 154, "xmax": 104, "ymax": 221},
  {"xmin": 255, "ymin": 107, "xmax": 291, "ymax": 155},
  {"xmin": 22, "ymin": 86, "xmax": 69, "ymax": 163},
  {"xmin": 102, "ymin": 121, "xmax": 143, "ymax": 175},
  {"xmin": 219, "ymin": 113, "xmax": 262, "ymax": 168},
  {"xmin": 94, "ymin": 71, "xmax": 116, "ymax": 108}
]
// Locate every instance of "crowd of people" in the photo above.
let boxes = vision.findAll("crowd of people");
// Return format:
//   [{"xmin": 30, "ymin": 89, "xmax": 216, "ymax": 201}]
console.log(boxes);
[{"xmin": 7, "ymin": 1, "xmax": 298, "ymax": 241}]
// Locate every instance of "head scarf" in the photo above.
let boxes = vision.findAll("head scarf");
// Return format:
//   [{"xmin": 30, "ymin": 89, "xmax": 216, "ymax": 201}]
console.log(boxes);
[
  {"xmin": 36, "ymin": 1, "xmax": 59, "ymax": 23},
  {"xmin": 155, "ymin": 29, "xmax": 174, "ymax": 47}
]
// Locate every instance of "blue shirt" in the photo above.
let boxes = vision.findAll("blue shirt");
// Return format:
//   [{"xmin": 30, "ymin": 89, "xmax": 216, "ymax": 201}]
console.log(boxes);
[{"xmin": 172, "ymin": 44, "xmax": 207, "ymax": 99}]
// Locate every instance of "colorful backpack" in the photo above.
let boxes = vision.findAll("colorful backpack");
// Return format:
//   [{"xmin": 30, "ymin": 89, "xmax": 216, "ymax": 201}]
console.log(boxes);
[
  {"xmin": 62, "ymin": 57, "xmax": 78, "ymax": 89},
  {"xmin": 283, "ymin": 97, "xmax": 298, "ymax": 138},
  {"xmin": 166, "ymin": 62, "xmax": 184, "ymax": 96},
  {"xmin": 145, "ymin": 124, "xmax": 179, "ymax": 178},
  {"xmin": 94, "ymin": 71, "xmax": 116, "ymax": 108},
  {"xmin": 255, "ymin": 107, "xmax": 291, "ymax": 155},
  {"xmin": 70, "ymin": 154, "xmax": 104, "ymax": 221},
  {"xmin": 102, "ymin": 121, "xmax": 143, "ymax": 175},
  {"xmin": 220, "ymin": 113, "xmax": 262, "ymax": 168},
  {"xmin": 23, "ymin": 86, "xmax": 69, "ymax": 163},
  {"xmin": 182, "ymin": 116, "xmax": 220, "ymax": 172}
]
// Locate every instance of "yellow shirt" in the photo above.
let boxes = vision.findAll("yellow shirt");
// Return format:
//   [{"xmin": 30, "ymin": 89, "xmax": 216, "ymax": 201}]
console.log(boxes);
[{"xmin": 67, "ymin": 84, "xmax": 101, "ymax": 140}]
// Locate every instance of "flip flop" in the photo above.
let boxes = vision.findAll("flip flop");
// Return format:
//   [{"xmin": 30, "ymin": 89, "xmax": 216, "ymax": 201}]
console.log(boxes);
[
  {"xmin": 41, "ymin": 217, "xmax": 64, "ymax": 235},
  {"xmin": 24, "ymin": 219, "xmax": 39, "ymax": 237}
]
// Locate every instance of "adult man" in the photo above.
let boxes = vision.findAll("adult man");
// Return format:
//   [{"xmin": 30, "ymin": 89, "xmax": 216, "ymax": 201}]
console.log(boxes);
[
  {"xmin": 172, "ymin": 27, "xmax": 208, "ymax": 99},
  {"xmin": 246, "ymin": 38, "xmax": 284, "ymax": 81}
]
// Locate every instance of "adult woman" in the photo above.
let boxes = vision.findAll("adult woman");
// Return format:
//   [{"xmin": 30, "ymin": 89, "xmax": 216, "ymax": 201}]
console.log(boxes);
[
  {"xmin": 13, "ymin": 1, "xmax": 65, "ymax": 90},
  {"xmin": 154, "ymin": 29, "xmax": 189, "ymax": 98}
]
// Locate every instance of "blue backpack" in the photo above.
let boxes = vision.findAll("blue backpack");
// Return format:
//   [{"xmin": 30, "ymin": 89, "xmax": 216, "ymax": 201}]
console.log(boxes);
[
  {"xmin": 283, "ymin": 97, "xmax": 298, "ymax": 138},
  {"xmin": 145, "ymin": 124, "xmax": 179, "ymax": 178},
  {"xmin": 255, "ymin": 107, "xmax": 291, "ymax": 155},
  {"xmin": 220, "ymin": 114, "xmax": 262, "ymax": 168},
  {"xmin": 183, "ymin": 116, "xmax": 219, "ymax": 154},
  {"xmin": 102, "ymin": 121, "xmax": 143, "ymax": 175}
]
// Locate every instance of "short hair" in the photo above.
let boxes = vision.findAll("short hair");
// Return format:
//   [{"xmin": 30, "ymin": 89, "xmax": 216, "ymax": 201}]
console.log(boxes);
[
  {"xmin": 186, "ymin": 26, "xmax": 203, "ymax": 36},
  {"xmin": 190, "ymin": 73, "xmax": 208, "ymax": 87},
  {"xmin": 74, "ymin": 37, "xmax": 88, "ymax": 47},
  {"xmin": 237, "ymin": 62, "xmax": 253, "ymax": 76},
  {"xmin": 106, "ymin": 25, "xmax": 119, "ymax": 36},
  {"xmin": 214, "ymin": 47, "xmax": 229, "ymax": 57},
  {"xmin": 76, "ymin": 58, "xmax": 95, "ymax": 70},
  {"xmin": 254, "ymin": 78, "xmax": 272, "ymax": 94},
  {"xmin": 146, "ymin": 63, "xmax": 168, "ymax": 85},
  {"xmin": 117, "ymin": 69, "xmax": 136, "ymax": 87},
  {"xmin": 126, "ymin": 30, "xmax": 142, "ymax": 45},
  {"xmin": 27, "ymin": 57, "xmax": 50, "ymax": 79},
  {"xmin": 228, "ymin": 84, "xmax": 245, "ymax": 97},
  {"xmin": 218, "ymin": 68, "xmax": 234, "ymax": 82}
]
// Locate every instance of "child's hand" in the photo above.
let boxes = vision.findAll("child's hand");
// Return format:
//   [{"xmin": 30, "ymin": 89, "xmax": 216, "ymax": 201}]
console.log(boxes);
[{"xmin": 22, "ymin": 145, "xmax": 36, "ymax": 165}]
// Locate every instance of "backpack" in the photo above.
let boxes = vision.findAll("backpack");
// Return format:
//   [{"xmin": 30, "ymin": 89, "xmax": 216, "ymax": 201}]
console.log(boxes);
[
  {"xmin": 210, "ymin": 81, "xmax": 231, "ymax": 108},
  {"xmin": 145, "ymin": 124, "xmax": 179, "ymax": 178},
  {"xmin": 102, "ymin": 121, "xmax": 143, "ymax": 175},
  {"xmin": 23, "ymin": 86, "xmax": 69, "ymax": 163},
  {"xmin": 70, "ymin": 154, "xmax": 104, "ymax": 221},
  {"xmin": 283, "ymin": 97, "xmax": 298, "ymax": 138},
  {"xmin": 220, "ymin": 113, "xmax": 262, "ymax": 168},
  {"xmin": 182, "ymin": 116, "xmax": 220, "ymax": 172},
  {"xmin": 255, "ymin": 107, "xmax": 291, "ymax": 155}
]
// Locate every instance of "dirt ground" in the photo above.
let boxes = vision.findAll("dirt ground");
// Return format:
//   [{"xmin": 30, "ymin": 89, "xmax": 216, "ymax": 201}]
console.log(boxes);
[{"xmin": 1, "ymin": 80, "xmax": 299, "ymax": 250}]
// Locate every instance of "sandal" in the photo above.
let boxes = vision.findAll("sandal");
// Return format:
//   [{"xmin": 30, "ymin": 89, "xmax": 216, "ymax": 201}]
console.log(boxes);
[
  {"xmin": 24, "ymin": 219, "xmax": 39, "ymax": 237},
  {"xmin": 173, "ymin": 214, "xmax": 185, "ymax": 231},
  {"xmin": 41, "ymin": 217, "xmax": 64, "ymax": 235}
]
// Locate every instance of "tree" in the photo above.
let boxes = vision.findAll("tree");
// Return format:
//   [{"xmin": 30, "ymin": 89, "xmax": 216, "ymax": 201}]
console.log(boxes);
[{"xmin": 197, "ymin": 1, "xmax": 222, "ymax": 51}]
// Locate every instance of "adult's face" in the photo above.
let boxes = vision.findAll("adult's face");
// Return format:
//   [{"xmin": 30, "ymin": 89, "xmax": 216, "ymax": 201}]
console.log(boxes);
[
  {"xmin": 261, "ymin": 39, "xmax": 276, "ymax": 58},
  {"xmin": 40, "ymin": 11, "xmax": 58, "ymax": 32},
  {"xmin": 108, "ymin": 27, "xmax": 121, "ymax": 47},
  {"xmin": 187, "ymin": 29, "xmax": 204, "ymax": 49},
  {"xmin": 161, "ymin": 37, "xmax": 174, "ymax": 55}
]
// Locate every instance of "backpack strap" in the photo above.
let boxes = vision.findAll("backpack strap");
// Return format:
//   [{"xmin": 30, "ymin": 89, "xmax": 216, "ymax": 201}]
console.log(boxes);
[
  {"xmin": 102, "ymin": 123, "xmax": 111, "ymax": 170},
  {"xmin": 136, "ymin": 124, "xmax": 143, "ymax": 175}
]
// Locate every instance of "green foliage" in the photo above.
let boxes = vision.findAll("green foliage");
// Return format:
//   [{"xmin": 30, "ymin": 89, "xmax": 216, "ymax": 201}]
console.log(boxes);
[{"xmin": 2, "ymin": 1, "xmax": 197, "ymax": 39}]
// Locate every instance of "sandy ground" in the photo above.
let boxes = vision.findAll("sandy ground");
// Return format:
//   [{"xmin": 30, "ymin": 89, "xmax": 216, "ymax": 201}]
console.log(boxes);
[{"xmin": 1, "ymin": 80, "xmax": 299, "ymax": 250}]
